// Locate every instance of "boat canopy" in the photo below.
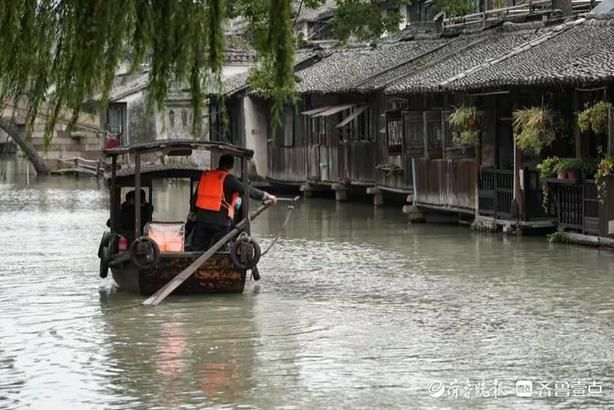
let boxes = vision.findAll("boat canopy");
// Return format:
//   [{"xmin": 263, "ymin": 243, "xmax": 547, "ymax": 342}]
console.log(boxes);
[
  {"xmin": 105, "ymin": 140, "xmax": 255, "ymax": 238},
  {"xmin": 103, "ymin": 140, "xmax": 254, "ymax": 159},
  {"xmin": 111, "ymin": 165, "xmax": 204, "ymax": 187}
]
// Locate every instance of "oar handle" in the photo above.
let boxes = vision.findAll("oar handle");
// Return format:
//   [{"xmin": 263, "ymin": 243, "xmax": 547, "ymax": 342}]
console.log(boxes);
[{"xmin": 275, "ymin": 196, "xmax": 301, "ymax": 202}]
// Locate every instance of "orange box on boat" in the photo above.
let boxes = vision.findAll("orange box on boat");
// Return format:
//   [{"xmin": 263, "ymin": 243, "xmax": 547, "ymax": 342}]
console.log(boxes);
[{"xmin": 145, "ymin": 223, "xmax": 185, "ymax": 252}]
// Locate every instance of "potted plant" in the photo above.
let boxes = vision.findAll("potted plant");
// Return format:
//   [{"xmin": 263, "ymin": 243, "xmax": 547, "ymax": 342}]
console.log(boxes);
[
  {"xmin": 448, "ymin": 105, "xmax": 480, "ymax": 149},
  {"xmin": 513, "ymin": 106, "xmax": 557, "ymax": 155},
  {"xmin": 555, "ymin": 158, "xmax": 584, "ymax": 182},
  {"xmin": 537, "ymin": 156, "xmax": 560, "ymax": 211},
  {"xmin": 596, "ymin": 156, "xmax": 614, "ymax": 203},
  {"xmin": 578, "ymin": 101, "xmax": 612, "ymax": 135}
]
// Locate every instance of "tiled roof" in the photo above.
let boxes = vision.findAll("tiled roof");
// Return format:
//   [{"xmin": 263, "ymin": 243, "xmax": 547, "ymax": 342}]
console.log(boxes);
[
  {"xmin": 214, "ymin": 16, "xmax": 614, "ymax": 98},
  {"xmin": 220, "ymin": 71, "xmax": 251, "ymax": 95},
  {"xmin": 225, "ymin": 49, "xmax": 257, "ymax": 64},
  {"xmin": 296, "ymin": 41, "xmax": 446, "ymax": 94},
  {"xmin": 385, "ymin": 27, "xmax": 542, "ymax": 94},
  {"xmin": 106, "ymin": 50, "xmax": 255, "ymax": 101},
  {"xmin": 355, "ymin": 36, "xmax": 476, "ymax": 91},
  {"xmin": 108, "ymin": 71, "xmax": 151, "ymax": 102},
  {"xmin": 296, "ymin": 0, "xmax": 336, "ymax": 22},
  {"xmin": 218, "ymin": 50, "xmax": 322, "ymax": 96},
  {"xmin": 590, "ymin": 0, "xmax": 614, "ymax": 15},
  {"xmin": 441, "ymin": 17, "xmax": 614, "ymax": 90}
]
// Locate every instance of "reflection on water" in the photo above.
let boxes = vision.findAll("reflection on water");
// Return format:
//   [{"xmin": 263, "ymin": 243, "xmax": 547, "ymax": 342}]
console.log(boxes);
[{"xmin": 1, "ymin": 157, "xmax": 614, "ymax": 409}]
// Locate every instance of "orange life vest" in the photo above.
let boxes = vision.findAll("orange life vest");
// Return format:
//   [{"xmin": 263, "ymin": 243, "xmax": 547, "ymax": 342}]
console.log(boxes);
[{"xmin": 195, "ymin": 170, "xmax": 240, "ymax": 220}]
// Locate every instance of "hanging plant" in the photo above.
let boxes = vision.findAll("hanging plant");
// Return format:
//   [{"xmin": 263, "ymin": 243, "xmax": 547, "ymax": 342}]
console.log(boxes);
[
  {"xmin": 448, "ymin": 105, "xmax": 479, "ymax": 148},
  {"xmin": 537, "ymin": 156, "xmax": 559, "ymax": 211},
  {"xmin": 595, "ymin": 156, "xmax": 614, "ymax": 203},
  {"xmin": 578, "ymin": 101, "xmax": 612, "ymax": 135},
  {"xmin": 554, "ymin": 158, "xmax": 584, "ymax": 181},
  {"xmin": 513, "ymin": 106, "xmax": 557, "ymax": 155}
]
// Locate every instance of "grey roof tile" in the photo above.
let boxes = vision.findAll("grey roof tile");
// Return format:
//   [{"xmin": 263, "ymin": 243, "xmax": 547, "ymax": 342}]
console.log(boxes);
[
  {"xmin": 385, "ymin": 28, "xmax": 541, "ymax": 94},
  {"xmin": 443, "ymin": 18, "xmax": 614, "ymax": 90},
  {"xmin": 296, "ymin": 41, "xmax": 447, "ymax": 94}
]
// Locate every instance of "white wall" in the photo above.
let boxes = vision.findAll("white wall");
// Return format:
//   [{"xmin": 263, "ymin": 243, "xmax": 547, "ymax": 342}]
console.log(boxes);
[
  {"xmin": 222, "ymin": 64, "xmax": 251, "ymax": 78},
  {"xmin": 380, "ymin": 4, "xmax": 409, "ymax": 37},
  {"xmin": 399, "ymin": 4, "xmax": 408, "ymax": 30}
]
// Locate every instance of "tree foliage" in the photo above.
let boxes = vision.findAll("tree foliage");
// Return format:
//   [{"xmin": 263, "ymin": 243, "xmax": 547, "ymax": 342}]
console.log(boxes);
[
  {"xmin": 227, "ymin": 0, "xmax": 409, "ymax": 124},
  {"xmin": 332, "ymin": 0, "xmax": 409, "ymax": 42},
  {"xmin": 0, "ymin": 0, "xmax": 413, "ymax": 143},
  {"xmin": 434, "ymin": 0, "xmax": 476, "ymax": 17},
  {"xmin": 0, "ymin": 0, "xmax": 230, "ymax": 143}
]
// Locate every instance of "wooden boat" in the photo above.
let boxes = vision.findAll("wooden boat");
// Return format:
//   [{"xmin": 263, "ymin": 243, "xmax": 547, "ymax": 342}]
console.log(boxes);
[{"xmin": 98, "ymin": 140, "xmax": 262, "ymax": 295}]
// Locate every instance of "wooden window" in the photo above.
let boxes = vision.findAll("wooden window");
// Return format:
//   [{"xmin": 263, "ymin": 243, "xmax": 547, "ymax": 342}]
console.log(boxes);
[
  {"xmin": 425, "ymin": 111, "xmax": 443, "ymax": 149},
  {"xmin": 357, "ymin": 107, "xmax": 373, "ymax": 141},
  {"xmin": 386, "ymin": 111, "xmax": 403, "ymax": 155},
  {"xmin": 442, "ymin": 109, "xmax": 454, "ymax": 147},
  {"xmin": 338, "ymin": 106, "xmax": 373, "ymax": 141},
  {"xmin": 312, "ymin": 117, "xmax": 326, "ymax": 145},
  {"xmin": 106, "ymin": 104, "xmax": 124, "ymax": 134},
  {"xmin": 181, "ymin": 110, "xmax": 188, "ymax": 128},
  {"xmin": 387, "ymin": 98, "xmax": 409, "ymax": 111},
  {"xmin": 209, "ymin": 100, "xmax": 231, "ymax": 143},
  {"xmin": 169, "ymin": 110, "xmax": 175, "ymax": 128},
  {"xmin": 403, "ymin": 111, "xmax": 423, "ymax": 151}
]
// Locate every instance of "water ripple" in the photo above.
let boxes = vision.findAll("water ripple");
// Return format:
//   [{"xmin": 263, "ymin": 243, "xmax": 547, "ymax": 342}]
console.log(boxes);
[{"xmin": 1, "ymin": 171, "xmax": 613, "ymax": 409}]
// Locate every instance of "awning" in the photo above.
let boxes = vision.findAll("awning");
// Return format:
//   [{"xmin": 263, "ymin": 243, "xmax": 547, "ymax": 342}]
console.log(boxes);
[
  {"xmin": 336, "ymin": 105, "xmax": 368, "ymax": 128},
  {"xmin": 301, "ymin": 106, "xmax": 334, "ymax": 116},
  {"xmin": 312, "ymin": 104, "xmax": 355, "ymax": 117}
]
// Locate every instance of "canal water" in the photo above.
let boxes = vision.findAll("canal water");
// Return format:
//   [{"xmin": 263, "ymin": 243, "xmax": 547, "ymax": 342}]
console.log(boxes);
[{"xmin": 1, "ymin": 158, "xmax": 614, "ymax": 409}]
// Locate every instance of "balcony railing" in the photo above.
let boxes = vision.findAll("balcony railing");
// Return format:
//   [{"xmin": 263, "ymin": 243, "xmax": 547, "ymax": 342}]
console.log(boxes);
[
  {"xmin": 547, "ymin": 178, "xmax": 607, "ymax": 236},
  {"xmin": 478, "ymin": 168, "xmax": 549, "ymax": 221}
]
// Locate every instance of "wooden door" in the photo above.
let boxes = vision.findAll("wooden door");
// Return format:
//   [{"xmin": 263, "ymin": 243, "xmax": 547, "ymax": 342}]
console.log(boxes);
[{"xmin": 307, "ymin": 117, "xmax": 322, "ymax": 181}]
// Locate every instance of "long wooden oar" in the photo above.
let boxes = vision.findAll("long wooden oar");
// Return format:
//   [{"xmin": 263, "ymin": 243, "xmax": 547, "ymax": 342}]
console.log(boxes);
[{"xmin": 142, "ymin": 202, "xmax": 271, "ymax": 306}]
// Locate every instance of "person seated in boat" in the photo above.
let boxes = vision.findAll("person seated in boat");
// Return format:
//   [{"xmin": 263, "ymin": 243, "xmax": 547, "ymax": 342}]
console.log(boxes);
[
  {"xmin": 119, "ymin": 189, "xmax": 154, "ymax": 241},
  {"xmin": 188, "ymin": 154, "xmax": 277, "ymax": 251}
]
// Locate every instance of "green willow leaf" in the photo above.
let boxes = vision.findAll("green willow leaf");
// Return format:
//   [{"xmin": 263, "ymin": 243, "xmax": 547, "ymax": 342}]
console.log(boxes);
[{"xmin": 0, "ymin": 0, "xmax": 297, "ymax": 146}]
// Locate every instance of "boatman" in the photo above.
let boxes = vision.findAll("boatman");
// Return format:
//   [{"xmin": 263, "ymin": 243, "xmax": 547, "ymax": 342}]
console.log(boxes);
[{"xmin": 189, "ymin": 154, "xmax": 277, "ymax": 251}]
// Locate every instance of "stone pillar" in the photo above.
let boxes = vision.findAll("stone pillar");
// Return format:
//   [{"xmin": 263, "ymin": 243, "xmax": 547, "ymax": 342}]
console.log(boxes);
[
  {"xmin": 367, "ymin": 186, "xmax": 384, "ymax": 207},
  {"xmin": 403, "ymin": 204, "xmax": 426, "ymax": 223},
  {"xmin": 300, "ymin": 183, "xmax": 314, "ymax": 198},
  {"xmin": 332, "ymin": 183, "xmax": 348, "ymax": 202}
]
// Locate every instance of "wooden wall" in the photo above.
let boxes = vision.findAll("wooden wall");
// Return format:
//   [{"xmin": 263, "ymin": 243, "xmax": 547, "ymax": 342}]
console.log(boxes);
[
  {"xmin": 415, "ymin": 158, "xmax": 477, "ymax": 211},
  {"xmin": 345, "ymin": 141, "xmax": 376, "ymax": 184},
  {"xmin": 267, "ymin": 145, "xmax": 309, "ymax": 183},
  {"xmin": 267, "ymin": 93, "xmax": 377, "ymax": 186}
]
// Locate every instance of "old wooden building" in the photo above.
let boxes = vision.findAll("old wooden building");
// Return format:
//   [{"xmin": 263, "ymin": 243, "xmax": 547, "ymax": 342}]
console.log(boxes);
[{"xmin": 217, "ymin": 2, "xmax": 614, "ymax": 242}]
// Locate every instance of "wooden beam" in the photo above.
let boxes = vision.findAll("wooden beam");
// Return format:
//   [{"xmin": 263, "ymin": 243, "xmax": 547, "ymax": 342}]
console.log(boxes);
[
  {"xmin": 441, "ymin": 110, "xmax": 447, "ymax": 160},
  {"xmin": 573, "ymin": 91, "xmax": 581, "ymax": 159},
  {"xmin": 608, "ymin": 104, "xmax": 614, "ymax": 156},
  {"xmin": 423, "ymin": 111, "xmax": 429, "ymax": 159},
  {"xmin": 513, "ymin": 135, "xmax": 523, "ymax": 218},
  {"xmin": 110, "ymin": 156, "xmax": 118, "ymax": 233},
  {"xmin": 134, "ymin": 153, "xmax": 141, "ymax": 241},
  {"xmin": 242, "ymin": 156, "xmax": 251, "ymax": 234}
]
